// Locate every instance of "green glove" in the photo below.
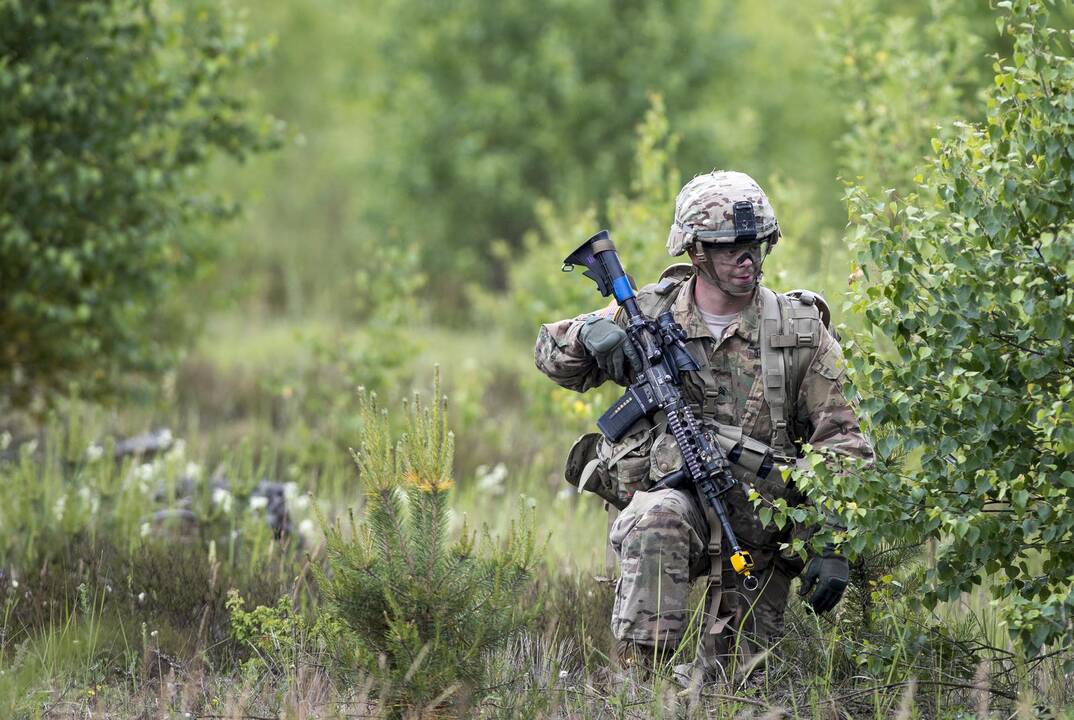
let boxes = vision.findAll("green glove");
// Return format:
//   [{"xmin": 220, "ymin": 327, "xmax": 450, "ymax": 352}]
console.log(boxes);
[
  {"xmin": 798, "ymin": 545, "xmax": 849, "ymax": 613},
  {"xmin": 579, "ymin": 316, "xmax": 642, "ymax": 386}
]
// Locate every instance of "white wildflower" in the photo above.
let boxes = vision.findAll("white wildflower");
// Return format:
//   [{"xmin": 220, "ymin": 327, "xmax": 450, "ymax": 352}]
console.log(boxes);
[
  {"xmin": 22, "ymin": 439, "xmax": 37, "ymax": 457},
  {"xmin": 11, "ymin": 579, "xmax": 18, "ymax": 589},
  {"xmin": 292, "ymin": 494, "xmax": 310, "ymax": 511},
  {"xmin": 520, "ymin": 494, "xmax": 537, "ymax": 510},
  {"xmin": 135, "ymin": 463, "xmax": 156, "ymax": 482},
  {"xmin": 249, "ymin": 495, "xmax": 268, "ymax": 510},
  {"xmin": 184, "ymin": 462, "xmax": 200, "ymax": 479},
  {"xmin": 212, "ymin": 487, "xmax": 233, "ymax": 513},
  {"xmin": 140, "ymin": 522, "xmax": 151, "ymax": 538},
  {"xmin": 298, "ymin": 518, "xmax": 317, "ymax": 541},
  {"xmin": 53, "ymin": 496, "xmax": 66, "ymax": 521},
  {"xmin": 85, "ymin": 443, "xmax": 104, "ymax": 462},
  {"xmin": 137, "ymin": 592, "xmax": 146, "ymax": 604},
  {"xmin": 558, "ymin": 670, "xmax": 568, "ymax": 680},
  {"xmin": 476, "ymin": 462, "xmax": 508, "ymax": 495},
  {"xmin": 0, "ymin": 431, "xmax": 10, "ymax": 451},
  {"xmin": 78, "ymin": 486, "xmax": 100, "ymax": 515},
  {"xmin": 283, "ymin": 482, "xmax": 299, "ymax": 500}
]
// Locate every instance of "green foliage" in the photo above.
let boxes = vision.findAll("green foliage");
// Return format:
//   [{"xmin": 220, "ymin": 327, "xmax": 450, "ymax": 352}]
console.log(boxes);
[
  {"xmin": 227, "ymin": 590, "xmax": 350, "ymax": 678},
  {"xmin": 0, "ymin": 410, "xmax": 308, "ymax": 571},
  {"xmin": 475, "ymin": 94, "xmax": 680, "ymax": 343},
  {"xmin": 320, "ymin": 369, "xmax": 536, "ymax": 712},
  {"xmin": 801, "ymin": 0, "xmax": 1074, "ymax": 657},
  {"xmin": 0, "ymin": 0, "xmax": 278, "ymax": 409},
  {"xmin": 0, "ymin": 411, "xmax": 305, "ymax": 672},
  {"xmin": 468, "ymin": 96, "xmax": 681, "ymax": 434},
  {"xmin": 202, "ymin": 0, "xmax": 901, "ymax": 319}
]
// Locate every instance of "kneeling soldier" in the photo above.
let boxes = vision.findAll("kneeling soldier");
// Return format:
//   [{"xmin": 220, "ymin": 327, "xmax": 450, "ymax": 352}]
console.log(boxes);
[{"xmin": 534, "ymin": 171, "xmax": 873, "ymax": 680}]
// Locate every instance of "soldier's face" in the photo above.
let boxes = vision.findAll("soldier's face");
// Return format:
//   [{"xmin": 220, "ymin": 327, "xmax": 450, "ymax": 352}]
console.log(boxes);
[{"xmin": 702, "ymin": 242, "xmax": 763, "ymax": 293}]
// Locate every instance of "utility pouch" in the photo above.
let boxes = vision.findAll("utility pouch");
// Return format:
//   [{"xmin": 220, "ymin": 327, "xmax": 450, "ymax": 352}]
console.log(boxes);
[
  {"xmin": 648, "ymin": 431, "xmax": 684, "ymax": 483},
  {"xmin": 564, "ymin": 432, "xmax": 622, "ymax": 509},
  {"xmin": 598, "ymin": 421, "xmax": 658, "ymax": 508},
  {"xmin": 710, "ymin": 423, "xmax": 788, "ymax": 479}
]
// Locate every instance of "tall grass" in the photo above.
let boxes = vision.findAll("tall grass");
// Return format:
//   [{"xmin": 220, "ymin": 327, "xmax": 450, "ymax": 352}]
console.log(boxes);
[{"xmin": 2, "ymin": 319, "xmax": 1071, "ymax": 717}]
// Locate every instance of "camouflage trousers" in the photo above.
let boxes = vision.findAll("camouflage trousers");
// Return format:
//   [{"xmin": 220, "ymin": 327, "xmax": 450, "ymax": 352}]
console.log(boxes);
[{"xmin": 608, "ymin": 488, "xmax": 798, "ymax": 666}]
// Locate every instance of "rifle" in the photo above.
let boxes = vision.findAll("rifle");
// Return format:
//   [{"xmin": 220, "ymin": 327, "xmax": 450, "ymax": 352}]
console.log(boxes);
[{"xmin": 562, "ymin": 229, "xmax": 769, "ymax": 591}]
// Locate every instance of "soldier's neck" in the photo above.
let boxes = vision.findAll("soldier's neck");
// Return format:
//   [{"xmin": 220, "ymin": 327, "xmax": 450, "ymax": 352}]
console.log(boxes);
[{"xmin": 692, "ymin": 274, "xmax": 754, "ymax": 316}]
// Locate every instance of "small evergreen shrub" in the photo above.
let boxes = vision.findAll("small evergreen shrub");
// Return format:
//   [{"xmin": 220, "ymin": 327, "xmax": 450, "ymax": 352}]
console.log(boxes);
[{"xmin": 319, "ymin": 369, "xmax": 535, "ymax": 712}]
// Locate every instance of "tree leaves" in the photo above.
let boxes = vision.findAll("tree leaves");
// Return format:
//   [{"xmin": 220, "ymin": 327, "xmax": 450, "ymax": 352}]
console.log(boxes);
[
  {"xmin": 825, "ymin": 0, "xmax": 1074, "ymax": 657},
  {"xmin": 0, "ymin": 0, "xmax": 278, "ymax": 409}
]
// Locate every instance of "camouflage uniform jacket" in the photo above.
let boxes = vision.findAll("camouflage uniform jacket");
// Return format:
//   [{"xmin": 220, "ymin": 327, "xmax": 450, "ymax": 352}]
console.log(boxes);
[{"xmin": 534, "ymin": 267, "xmax": 873, "ymax": 552}]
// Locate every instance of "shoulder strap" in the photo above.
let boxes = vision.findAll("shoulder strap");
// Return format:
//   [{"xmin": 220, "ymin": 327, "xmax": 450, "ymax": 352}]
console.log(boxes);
[
  {"xmin": 627, "ymin": 264, "xmax": 690, "ymax": 321},
  {"xmin": 758, "ymin": 288, "xmax": 796, "ymax": 456},
  {"xmin": 785, "ymin": 294, "xmax": 823, "ymax": 430},
  {"xmin": 759, "ymin": 288, "xmax": 826, "ymax": 456}
]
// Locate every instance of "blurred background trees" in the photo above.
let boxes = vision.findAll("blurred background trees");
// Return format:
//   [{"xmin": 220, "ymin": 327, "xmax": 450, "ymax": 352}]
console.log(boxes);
[
  {"xmin": 201, "ymin": 0, "xmax": 1041, "ymax": 321},
  {"xmin": 210, "ymin": 0, "xmax": 865, "ymax": 320},
  {"xmin": 0, "ymin": 0, "xmax": 279, "ymax": 409},
  {"xmin": 6, "ymin": 0, "xmax": 1067, "ymax": 405}
]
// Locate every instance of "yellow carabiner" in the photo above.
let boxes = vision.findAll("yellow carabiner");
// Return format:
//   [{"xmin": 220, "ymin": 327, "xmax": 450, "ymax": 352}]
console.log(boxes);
[{"xmin": 730, "ymin": 549, "xmax": 759, "ymax": 591}]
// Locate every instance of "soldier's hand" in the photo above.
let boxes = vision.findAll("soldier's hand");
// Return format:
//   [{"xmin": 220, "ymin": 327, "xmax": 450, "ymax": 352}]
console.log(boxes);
[
  {"xmin": 579, "ymin": 316, "xmax": 642, "ymax": 385},
  {"xmin": 798, "ymin": 545, "xmax": 849, "ymax": 614}
]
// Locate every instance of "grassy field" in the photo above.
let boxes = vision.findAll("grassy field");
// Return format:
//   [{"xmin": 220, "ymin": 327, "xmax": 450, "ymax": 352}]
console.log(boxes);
[{"xmin": 2, "ymin": 317, "xmax": 1071, "ymax": 719}]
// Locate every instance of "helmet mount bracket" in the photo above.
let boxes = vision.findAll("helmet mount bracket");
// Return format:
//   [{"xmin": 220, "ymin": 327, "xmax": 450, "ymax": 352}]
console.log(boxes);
[{"xmin": 732, "ymin": 201, "xmax": 757, "ymax": 241}]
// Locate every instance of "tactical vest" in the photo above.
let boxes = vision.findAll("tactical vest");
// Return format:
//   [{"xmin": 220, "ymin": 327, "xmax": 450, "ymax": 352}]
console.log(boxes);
[
  {"xmin": 564, "ymin": 265, "xmax": 835, "ymax": 579},
  {"xmin": 635, "ymin": 264, "xmax": 832, "ymax": 458}
]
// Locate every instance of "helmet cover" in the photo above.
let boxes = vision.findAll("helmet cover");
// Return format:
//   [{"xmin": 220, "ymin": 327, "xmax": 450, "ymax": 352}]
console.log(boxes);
[{"xmin": 666, "ymin": 171, "xmax": 780, "ymax": 256}]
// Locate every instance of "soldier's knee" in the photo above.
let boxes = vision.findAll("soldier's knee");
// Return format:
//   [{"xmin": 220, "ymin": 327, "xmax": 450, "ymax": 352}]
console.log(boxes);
[{"xmin": 610, "ymin": 489, "xmax": 703, "ymax": 553}]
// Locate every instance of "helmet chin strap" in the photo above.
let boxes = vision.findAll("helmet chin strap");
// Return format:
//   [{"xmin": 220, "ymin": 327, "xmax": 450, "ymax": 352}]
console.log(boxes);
[{"xmin": 695, "ymin": 261, "xmax": 758, "ymax": 297}]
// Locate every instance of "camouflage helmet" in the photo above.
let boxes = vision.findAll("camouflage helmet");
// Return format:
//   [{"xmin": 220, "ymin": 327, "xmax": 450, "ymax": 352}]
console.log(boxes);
[{"xmin": 666, "ymin": 171, "xmax": 780, "ymax": 256}]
